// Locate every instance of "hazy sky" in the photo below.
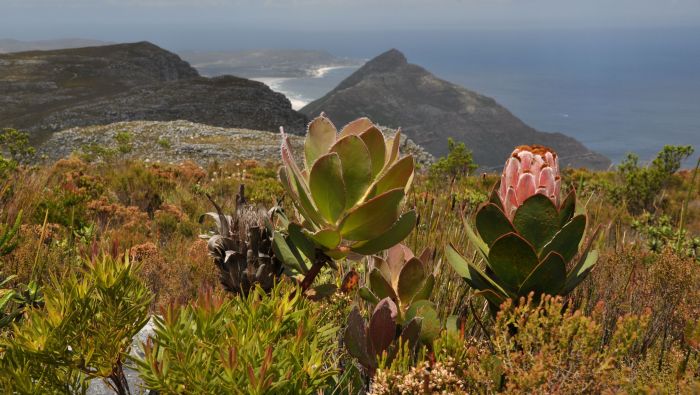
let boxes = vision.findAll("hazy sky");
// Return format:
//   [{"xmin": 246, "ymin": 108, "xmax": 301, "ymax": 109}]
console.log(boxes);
[{"xmin": 3, "ymin": 0, "xmax": 700, "ymax": 40}]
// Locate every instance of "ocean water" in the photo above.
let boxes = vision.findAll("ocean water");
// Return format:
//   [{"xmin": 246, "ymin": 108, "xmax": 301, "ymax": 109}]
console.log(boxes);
[{"xmin": 167, "ymin": 27, "xmax": 700, "ymax": 165}]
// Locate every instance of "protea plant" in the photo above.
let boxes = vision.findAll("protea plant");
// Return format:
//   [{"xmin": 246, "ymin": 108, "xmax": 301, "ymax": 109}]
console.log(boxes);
[
  {"xmin": 446, "ymin": 145, "xmax": 599, "ymax": 315},
  {"xmin": 278, "ymin": 114, "xmax": 417, "ymax": 259},
  {"xmin": 199, "ymin": 185, "xmax": 283, "ymax": 295},
  {"xmin": 359, "ymin": 244, "xmax": 441, "ymax": 342}
]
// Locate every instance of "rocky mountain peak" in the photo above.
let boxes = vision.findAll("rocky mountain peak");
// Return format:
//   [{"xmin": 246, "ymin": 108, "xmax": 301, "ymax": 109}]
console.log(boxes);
[{"xmin": 301, "ymin": 49, "xmax": 610, "ymax": 170}]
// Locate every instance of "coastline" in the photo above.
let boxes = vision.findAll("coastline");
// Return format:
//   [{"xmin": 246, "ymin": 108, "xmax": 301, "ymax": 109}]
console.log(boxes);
[{"xmin": 253, "ymin": 64, "xmax": 362, "ymax": 110}]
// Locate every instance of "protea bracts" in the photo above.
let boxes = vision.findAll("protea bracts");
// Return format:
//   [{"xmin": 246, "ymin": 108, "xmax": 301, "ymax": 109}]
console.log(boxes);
[
  {"xmin": 446, "ymin": 145, "xmax": 599, "ymax": 315},
  {"xmin": 199, "ymin": 185, "xmax": 283, "ymax": 295},
  {"xmin": 499, "ymin": 145, "xmax": 561, "ymax": 219},
  {"xmin": 278, "ymin": 115, "xmax": 416, "ymax": 259}
]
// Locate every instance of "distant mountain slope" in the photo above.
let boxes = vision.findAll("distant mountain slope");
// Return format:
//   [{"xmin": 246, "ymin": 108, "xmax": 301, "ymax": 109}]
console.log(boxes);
[
  {"xmin": 0, "ymin": 38, "xmax": 112, "ymax": 53},
  {"xmin": 0, "ymin": 42, "xmax": 307, "ymax": 141},
  {"xmin": 301, "ymin": 49, "xmax": 610, "ymax": 169}
]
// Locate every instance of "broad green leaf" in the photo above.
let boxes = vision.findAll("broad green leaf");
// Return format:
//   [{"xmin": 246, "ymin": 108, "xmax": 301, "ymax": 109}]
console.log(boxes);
[
  {"xmin": 564, "ymin": 250, "xmax": 599, "ymax": 294},
  {"xmin": 371, "ymin": 256, "xmax": 393, "ymax": 286},
  {"xmin": 349, "ymin": 211, "xmax": 417, "ymax": 255},
  {"xmin": 370, "ymin": 155, "xmax": 414, "ymax": 197},
  {"xmin": 304, "ymin": 115, "xmax": 337, "ymax": 169},
  {"xmin": 487, "ymin": 232, "xmax": 539, "ymax": 293},
  {"xmin": 562, "ymin": 224, "xmax": 601, "ymax": 294},
  {"xmin": 303, "ymin": 228, "xmax": 341, "ymax": 251},
  {"xmin": 338, "ymin": 188, "xmax": 404, "ymax": 241},
  {"xmin": 359, "ymin": 286, "xmax": 380, "ymax": 305},
  {"xmin": 282, "ymin": 137, "xmax": 326, "ymax": 227},
  {"xmin": 475, "ymin": 203, "xmax": 515, "ymax": 247},
  {"xmin": 288, "ymin": 223, "xmax": 315, "ymax": 264},
  {"xmin": 512, "ymin": 194, "xmax": 560, "ymax": 252},
  {"xmin": 271, "ymin": 231, "xmax": 306, "ymax": 274},
  {"xmin": 369, "ymin": 268, "xmax": 397, "ymax": 301},
  {"xmin": 309, "ymin": 153, "xmax": 346, "ymax": 223},
  {"xmin": 475, "ymin": 289, "xmax": 508, "ymax": 312},
  {"xmin": 397, "ymin": 258, "xmax": 425, "ymax": 304},
  {"xmin": 339, "ymin": 117, "xmax": 374, "ymax": 139},
  {"xmin": 292, "ymin": 171, "xmax": 326, "ymax": 228},
  {"xmin": 384, "ymin": 130, "xmax": 401, "ymax": 170},
  {"xmin": 518, "ymin": 251, "xmax": 567, "ymax": 296},
  {"xmin": 558, "ymin": 189, "xmax": 576, "ymax": 226},
  {"xmin": 463, "ymin": 216, "xmax": 489, "ymax": 261},
  {"xmin": 411, "ymin": 274, "xmax": 434, "ymax": 304},
  {"xmin": 444, "ymin": 244, "xmax": 509, "ymax": 297},
  {"xmin": 331, "ymin": 135, "xmax": 372, "ymax": 208},
  {"xmin": 404, "ymin": 300, "xmax": 440, "ymax": 343},
  {"xmin": 540, "ymin": 214, "xmax": 586, "ymax": 263},
  {"xmin": 359, "ymin": 126, "xmax": 387, "ymax": 177}
]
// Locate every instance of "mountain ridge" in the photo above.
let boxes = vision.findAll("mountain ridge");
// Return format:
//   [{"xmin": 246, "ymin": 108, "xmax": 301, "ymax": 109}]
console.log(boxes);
[
  {"xmin": 302, "ymin": 48, "xmax": 610, "ymax": 170},
  {"xmin": 0, "ymin": 41, "xmax": 307, "ymax": 141}
]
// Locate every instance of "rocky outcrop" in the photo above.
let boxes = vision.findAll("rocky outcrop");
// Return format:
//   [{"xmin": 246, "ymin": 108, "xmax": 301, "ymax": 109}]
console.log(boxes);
[
  {"xmin": 301, "ymin": 49, "xmax": 610, "ymax": 170},
  {"xmin": 0, "ymin": 42, "xmax": 307, "ymax": 141},
  {"xmin": 38, "ymin": 120, "xmax": 433, "ymax": 167}
]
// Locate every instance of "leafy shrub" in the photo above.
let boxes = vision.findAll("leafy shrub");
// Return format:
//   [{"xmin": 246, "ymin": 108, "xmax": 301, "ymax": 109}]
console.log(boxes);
[
  {"xmin": 0, "ymin": 128, "xmax": 35, "ymax": 179},
  {"xmin": 429, "ymin": 137, "xmax": 477, "ymax": 180},
  {"xmin": 611, "ymin": 145, "xmax": 694, "ymax": 214},
  {"xmin": 113, "ymin": 130, "xmax": 134, "ymax": 154},
  {"xmin": 136, "ymin": 282, "xmax": 339, "ymax": 394},
  {"xmin": 110, "ymin": 162, "xmax": 175, "ymax": 215},
  {"xmin": 371, "ymin": 296, "xmax": 651, "ymax": 394},
  {"xmin": 0, "ymin": 254, "xmax": 152, "ymax": 394}
]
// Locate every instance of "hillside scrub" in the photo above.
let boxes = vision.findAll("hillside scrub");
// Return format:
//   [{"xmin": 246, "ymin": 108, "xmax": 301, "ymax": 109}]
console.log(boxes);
[{"xmin": 0, "ymin": 126, "xmax": 698, "ymax": 393}]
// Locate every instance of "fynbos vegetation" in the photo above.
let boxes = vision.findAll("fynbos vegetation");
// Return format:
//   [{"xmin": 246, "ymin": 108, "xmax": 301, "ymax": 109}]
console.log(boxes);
[{"xmin": 0, "ymin": 117, "xmax": 698, "ymax": 393}]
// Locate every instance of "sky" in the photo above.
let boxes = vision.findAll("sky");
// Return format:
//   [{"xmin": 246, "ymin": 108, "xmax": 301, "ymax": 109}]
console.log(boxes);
[{"xmin": 3, "ymin": 0, "xmax": 700, "ymax": 43}]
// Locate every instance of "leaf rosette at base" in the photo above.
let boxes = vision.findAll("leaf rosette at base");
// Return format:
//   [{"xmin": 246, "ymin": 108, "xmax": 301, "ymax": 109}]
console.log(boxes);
[
  {"xmin": 279, "ymin": 114, "xmax": 417, "ymax": 259},
  {"xmin": 446, "ymin": 145, "xmax": 600, "ymax": 315}
]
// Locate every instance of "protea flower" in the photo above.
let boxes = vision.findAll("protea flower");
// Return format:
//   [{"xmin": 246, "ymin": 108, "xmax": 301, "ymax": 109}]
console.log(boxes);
[
  {"xmin": 446, "ymin": 145, "xmax": 599, "ymax": 316},
  {"xmin": 499, "ymin": 145, "xmax": 561, "ymax": 219}
]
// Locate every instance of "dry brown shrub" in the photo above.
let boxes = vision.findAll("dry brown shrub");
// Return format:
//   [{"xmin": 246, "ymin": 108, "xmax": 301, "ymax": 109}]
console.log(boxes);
[
  {"xmin": 583, "ymin": 247, "xmax": 700, "ymax": 357},
  {"xmin": 87, "ymin": 197, "xmax": 150, "ymax": 230}
]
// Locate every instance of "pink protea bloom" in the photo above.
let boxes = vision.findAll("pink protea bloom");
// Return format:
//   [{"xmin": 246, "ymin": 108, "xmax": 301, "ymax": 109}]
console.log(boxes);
[{"xmin": 498, "ymin": 145, "xmax": 561, "ymax": 219}]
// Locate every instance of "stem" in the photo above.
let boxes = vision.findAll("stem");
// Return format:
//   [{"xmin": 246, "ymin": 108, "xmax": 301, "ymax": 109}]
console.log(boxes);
[
  {"xmin": 107, "ymin": 358, "xmax": 131, "ymax": 395},
  {"xmin": 469, "ymin": 298, "xmax": 494, "ymax": 353},
  {"xmin": 299, "ymin": 251, "xmax": 330, "ymax": 293}
]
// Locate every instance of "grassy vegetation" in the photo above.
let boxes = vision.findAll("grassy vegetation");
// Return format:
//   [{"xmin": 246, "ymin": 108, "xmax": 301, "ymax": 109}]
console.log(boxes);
[{"xmin": 0, "ymin": 125, "xmax": 698, "ymax": 393}]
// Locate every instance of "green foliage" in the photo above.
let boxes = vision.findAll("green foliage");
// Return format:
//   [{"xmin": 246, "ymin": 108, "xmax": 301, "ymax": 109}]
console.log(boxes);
[
  {"xmin": 110, "ymin": 162, "xmax": 175, "ymax": 213},
  {"xmin": 0, "ymin": 254, "xmax": 152, "ymax": 394},
  {"xmin": 136, "ymin": 282, "xmax": 339, "ymax": 394},
  {"xmin": 0, "ymin": 211, "xmax": 22, "ymax": 258},
  {"xmin": 0, "ymin": 128, "xmax": 35, "ymax": 178},
  {"xmin": 632, "ymin": 213, "xmax": 700, "ymax": 260},
  {"xmin": 447, "ymin": 186, "xmax": 598, "ymax": 315},
  {"xmin": 113, "ymin": 130, "xmax": 134, "ymax": 154},
  {"xmin": 370, "ymin": 296, "xmax": 650, "ymax": 394},
  {"xmin": 279, "ymin": 115, "xmax": 416, "ymax": 258},
  {"xmin": 611, "ymin": 145, "xmax": 694, "ymax": 214},
  {"xmin": 78, "ymin": 143, "xmax": 118, "ymax": 162},
  {"xmin": 429, "ymin": 138, "xmax": 477, "ymax": 179},
  {"xmin": 157, "ymin": 137, "xmax": 171, "ymax": 149}
]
